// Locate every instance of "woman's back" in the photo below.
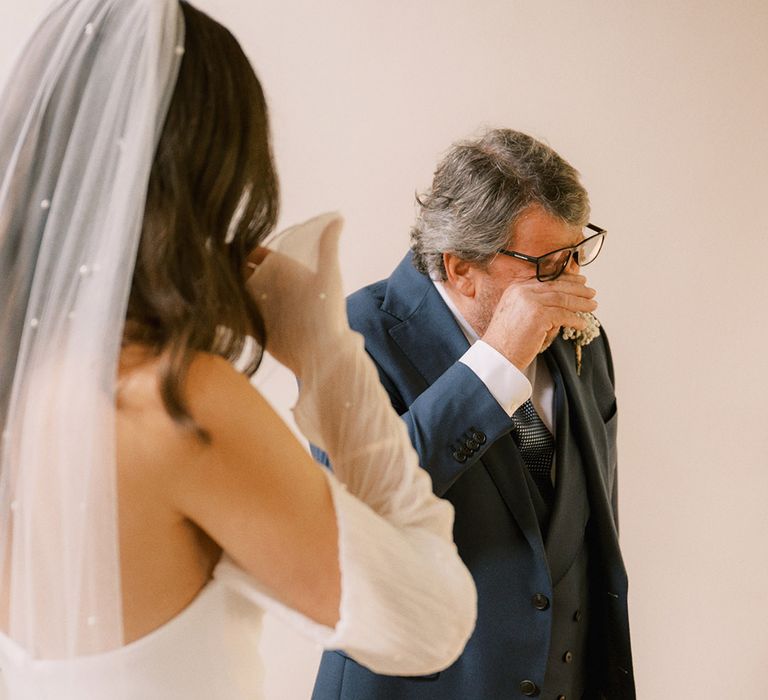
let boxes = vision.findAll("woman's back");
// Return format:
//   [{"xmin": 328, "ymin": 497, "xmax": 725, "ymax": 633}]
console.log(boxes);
[
  {"xmin": 116, "ymin": 347, "xmax": 221, "ymax": 644},
  {"xmin": 0, "ymin": 346, "xmax": 342, "ymax": 699}
]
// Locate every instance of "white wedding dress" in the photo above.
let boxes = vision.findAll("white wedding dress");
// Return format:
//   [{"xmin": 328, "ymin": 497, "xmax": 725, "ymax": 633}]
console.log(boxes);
[
  {"xmin": 0, "ymin": 561, "xmax": 269, "ymax": 699},
  {"xmin": 0, "ymin": 461, "xmax": 475, "ymax": 699}
]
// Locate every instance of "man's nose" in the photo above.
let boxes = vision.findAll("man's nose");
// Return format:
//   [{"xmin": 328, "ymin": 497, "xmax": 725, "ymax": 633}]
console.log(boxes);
[{"xmin": 565, "ymin": 254, "xmax": 580, "ymax": 275}]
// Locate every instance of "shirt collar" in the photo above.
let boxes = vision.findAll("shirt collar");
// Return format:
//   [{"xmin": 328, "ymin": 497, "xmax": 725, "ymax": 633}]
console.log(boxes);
[{"xmin": 431, "ymin": 279, "xmax": 478, "ymax": 344}]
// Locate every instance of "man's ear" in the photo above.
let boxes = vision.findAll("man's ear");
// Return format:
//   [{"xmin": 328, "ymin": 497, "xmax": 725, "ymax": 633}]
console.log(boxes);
[{"xmin": 443, "ymin": 253, "xmax": 478, "ymax": 298}]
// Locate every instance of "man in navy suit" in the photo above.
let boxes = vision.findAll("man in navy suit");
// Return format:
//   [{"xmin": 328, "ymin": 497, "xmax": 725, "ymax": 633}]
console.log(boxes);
[{"xmin": 312, "ymin": 129, "xmax": 635, "ymax": 699}]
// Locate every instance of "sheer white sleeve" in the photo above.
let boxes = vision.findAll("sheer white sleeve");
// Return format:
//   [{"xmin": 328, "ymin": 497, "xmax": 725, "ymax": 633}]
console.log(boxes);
[{"xmin": 231, "ymin": 213, "xmax": 476, "ymax": 676}]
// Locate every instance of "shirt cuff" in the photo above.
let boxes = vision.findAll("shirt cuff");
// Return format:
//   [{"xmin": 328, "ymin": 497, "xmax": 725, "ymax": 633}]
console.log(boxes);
[{"xmin": 459, "ymin": 341, "xmax": 531, "ymax": 416}]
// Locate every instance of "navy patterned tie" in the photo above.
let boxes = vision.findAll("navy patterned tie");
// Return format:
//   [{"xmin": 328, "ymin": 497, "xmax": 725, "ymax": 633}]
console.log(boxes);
[{"xmin": 511, "ymin": 399, "xmax": 555, "ymax": 508}]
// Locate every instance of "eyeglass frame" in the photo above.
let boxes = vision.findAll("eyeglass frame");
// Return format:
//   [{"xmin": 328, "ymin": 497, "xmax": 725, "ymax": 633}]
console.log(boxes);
[{"xmin": 496, "ymin": 223, "xmax": 607, "ymax": 282}]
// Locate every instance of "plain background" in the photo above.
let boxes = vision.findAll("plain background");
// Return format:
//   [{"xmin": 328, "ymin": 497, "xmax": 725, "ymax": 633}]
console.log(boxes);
[{"xmin": 2, "ymin": 1, "xmax": 767, "ymax": 697}]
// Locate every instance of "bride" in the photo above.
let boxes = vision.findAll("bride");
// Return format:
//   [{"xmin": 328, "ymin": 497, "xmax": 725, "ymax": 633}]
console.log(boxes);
[{"xmin": 0, "ymin": 1, "xmax": 476, "ymax": 697}]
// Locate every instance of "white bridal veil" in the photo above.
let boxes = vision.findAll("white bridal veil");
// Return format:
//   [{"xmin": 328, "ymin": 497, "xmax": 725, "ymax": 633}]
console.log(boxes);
[{"xmin": 0, "ymin": 0, "xmax": 184, "ymax": 671}]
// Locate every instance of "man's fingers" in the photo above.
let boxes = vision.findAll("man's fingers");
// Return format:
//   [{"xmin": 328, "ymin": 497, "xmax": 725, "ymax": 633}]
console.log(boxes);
[
  {"xmin": 512, "ymin": 275, "xmax": 596, "ymax": 300},
  {"xmin": 552, "ymin": 309, "xmax": 589, "ymax": 332},
  {"xmin": 536, "ymin": 291, "xmax": 598, "ymax": 313},
  {"xmin": 534, "ymin": 280, "xmax": 596, "ymax": 298}
]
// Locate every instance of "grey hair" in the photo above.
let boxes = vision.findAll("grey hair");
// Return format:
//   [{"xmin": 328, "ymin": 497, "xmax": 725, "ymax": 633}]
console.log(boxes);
[{"xmin": 410, "ymin": 129, "xmax": 590, "ymax": 280}]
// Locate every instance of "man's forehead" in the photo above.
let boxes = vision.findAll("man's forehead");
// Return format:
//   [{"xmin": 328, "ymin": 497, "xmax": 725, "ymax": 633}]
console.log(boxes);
[{"xmin": 509, "ymin": 207, "xmax": 584, "ymax": 250}]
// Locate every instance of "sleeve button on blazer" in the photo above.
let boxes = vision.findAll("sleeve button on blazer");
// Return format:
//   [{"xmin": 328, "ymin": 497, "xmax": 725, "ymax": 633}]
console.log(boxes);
[{"xmin": 452, "ymin": 450, "xmax": 468, "ymax": 463}]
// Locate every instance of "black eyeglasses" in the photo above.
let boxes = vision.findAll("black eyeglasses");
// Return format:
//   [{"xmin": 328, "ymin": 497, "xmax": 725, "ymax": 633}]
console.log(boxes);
[{"xmin": 497, "ymin": 223, "xmax": 607, "ymax": 282}]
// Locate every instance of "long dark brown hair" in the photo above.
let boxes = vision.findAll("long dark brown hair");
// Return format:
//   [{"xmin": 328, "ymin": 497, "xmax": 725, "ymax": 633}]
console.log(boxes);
[{"xmin": 124, "ymin": 1, "xmax": 278, "ymax": 437}]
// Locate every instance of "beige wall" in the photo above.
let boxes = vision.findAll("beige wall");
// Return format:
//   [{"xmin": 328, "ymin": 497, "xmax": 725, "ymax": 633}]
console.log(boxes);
[{"xmin": 3, "ymin": 1, "xmax": 767, "ymax": 697}]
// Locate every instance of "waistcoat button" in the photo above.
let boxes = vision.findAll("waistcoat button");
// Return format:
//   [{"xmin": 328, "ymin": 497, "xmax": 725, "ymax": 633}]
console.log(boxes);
[
  {"xmin": 563, "ymin": 651, "xmax": 573, "ymax": 663},
  {"xmin": 532, "ymin": 593, "xmax": 550, "ymax": 611},
  {"xmin": 519, "ymin": 679, "xmax": 539, "ymax": 696}
]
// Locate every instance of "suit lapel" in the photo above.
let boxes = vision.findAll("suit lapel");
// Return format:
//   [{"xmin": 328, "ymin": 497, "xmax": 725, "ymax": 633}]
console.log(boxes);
[
  {"xmin": 545, "ymin": 337, "xmax": 614, "ymax": 510},
  {"xmin": 381, "ymin": 254, "xmax": 546, "ymax": 560},
  {"xmin": 543, "ymin": 337, "xmax": 624, "ymax": 578},
  {"xmin": 544, "ymin": 354, "xmax": 590, "ymax": 584},
  {"xmin": 384, "ymin": 271, "xmax": 470, "ymax": 386}
]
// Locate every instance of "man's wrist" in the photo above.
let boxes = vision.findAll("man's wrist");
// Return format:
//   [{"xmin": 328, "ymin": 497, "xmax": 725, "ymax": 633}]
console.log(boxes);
[{"xmin": 459, "ymin": 340, "xmax": 531, "ymax": 416}]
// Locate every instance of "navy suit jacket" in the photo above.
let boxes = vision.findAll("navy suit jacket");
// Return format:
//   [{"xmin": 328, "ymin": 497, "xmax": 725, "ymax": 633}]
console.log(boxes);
[{"xmin": 312, "ymin": 253, "xmax": 635, "ymax": 699}]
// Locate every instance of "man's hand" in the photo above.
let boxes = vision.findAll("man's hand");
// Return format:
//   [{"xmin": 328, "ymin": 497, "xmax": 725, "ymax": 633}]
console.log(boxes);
[{"xmin": 482, "ymin": 273, "xmax": 598, "ymax": 371}]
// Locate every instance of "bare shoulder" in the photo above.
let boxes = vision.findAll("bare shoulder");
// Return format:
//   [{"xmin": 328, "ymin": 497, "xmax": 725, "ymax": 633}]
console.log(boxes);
[
  {"xmin": 116, "ymin": 349, "xmax": 304, "ymax": 527},
  {"xmin": 117, "ymin": 349, "xmax": 279, "ymax": 454},
  {"xmin": 185, "ymin": 352, "xmax": 263, "ymax": 416},
  {"xmin": 183, "ymin": 352, "xmax": 286, "ymax": 447}
]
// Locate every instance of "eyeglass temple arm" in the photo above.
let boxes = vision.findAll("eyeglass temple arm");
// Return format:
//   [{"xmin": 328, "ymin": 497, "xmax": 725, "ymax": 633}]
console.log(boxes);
[{"xmin": 586, "ymin": 223, "xmax": 606, "ymax": 235}]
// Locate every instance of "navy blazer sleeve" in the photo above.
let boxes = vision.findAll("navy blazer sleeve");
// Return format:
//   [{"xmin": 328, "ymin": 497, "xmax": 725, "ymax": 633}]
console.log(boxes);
[
  {"xmin": 375, "ymin": 360, "xmax": 514, "ymax": 497},
  {"xmin": 313, "ymin": 359, "xmax": 513, "ymax": 497}
]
